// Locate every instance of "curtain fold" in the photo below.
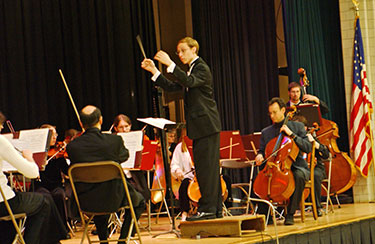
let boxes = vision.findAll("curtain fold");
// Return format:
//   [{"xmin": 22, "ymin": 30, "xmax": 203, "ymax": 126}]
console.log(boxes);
[
  {"xmin": 282, "ymin": 0, "xmax": 349, "ymax": 151},
  {"xmin": 0, "ymin": 0, "xmax": 156, "ymax": 133},
  {"xmin": 191, "ymin": 0, "xmax": 279, "ymax": 134}
]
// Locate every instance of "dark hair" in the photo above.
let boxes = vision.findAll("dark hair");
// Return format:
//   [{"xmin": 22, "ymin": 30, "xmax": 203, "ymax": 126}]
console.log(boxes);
[
  {"xmin": 40, "ymin": 124, "xmax": 56, "ymax": 130},
  {"xmin": 0, "ymin": 112, "xmax": 6, "ymax": 124},
  {"xmin": 291, "ymin": 115, "xmax": 308, "ymax": 126},
  {"xmin": 288, "ymin": 82, "xmax": 301, "ymax": 91},
  {"xmin": 80, "ymin": 107, "xmax": 102, "ymax": 129},
  {"xmin": 268, "ymin": 97, "xmax": 286, "ymax": 109},
  {"xmin": 113, "ymin": 114, "xmax": 132, "ymax": 127}
]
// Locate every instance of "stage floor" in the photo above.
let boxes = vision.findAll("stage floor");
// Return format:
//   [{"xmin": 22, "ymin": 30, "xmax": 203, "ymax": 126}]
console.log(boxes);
[{"xmin": 61, "ymin": 202, "xmax": 375, "ymax": 244}]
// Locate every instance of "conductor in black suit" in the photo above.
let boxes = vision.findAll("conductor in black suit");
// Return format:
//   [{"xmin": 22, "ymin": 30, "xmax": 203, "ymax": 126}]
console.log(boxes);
[
  {"xmin": 141, "ymin": 37, "xmax": 222, "ymax": 221},
  {"xmin": 66, "ymin": 105, "xmax": 145, "ymax": 242}
]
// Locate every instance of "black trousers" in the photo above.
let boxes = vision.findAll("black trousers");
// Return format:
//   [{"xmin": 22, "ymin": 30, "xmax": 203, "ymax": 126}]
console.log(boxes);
[
  {"xmin": 94, "ymin": 189, "xmax": 145, "ymax": 242},
  {"xmin": 314, "ymin": 166, "xmax": 326, "ymax": 209},
  {"xmin": 193, "ymin": 132, "xmax": 221, "ymax": 213},
  {"xmin": 0, "ymin": 192, "xmax": 67, "ymax": 244},
  {"xmin": 178, "ymin": 178, "xmax": 191, "ymax": 213},
  {"xmin": 36, "ymin": 186, "xmax": 68, "ymax": 228},
  {"xmin": 287, "ymin": 168, "xmax": 305, "ymax": 215}
]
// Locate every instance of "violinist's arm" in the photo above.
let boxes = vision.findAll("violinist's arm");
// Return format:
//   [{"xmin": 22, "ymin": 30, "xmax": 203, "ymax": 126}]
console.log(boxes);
[
  {"xmin": 281, "ymin": 123, "xmax": 311, "ymax": 154},
  {"xmin": 292, "ymin": 123, "xmax": 312, "ymax": 154},
  {"xmin": 314, "ymin": 138, "xmax": 330, "ymax": 160}
]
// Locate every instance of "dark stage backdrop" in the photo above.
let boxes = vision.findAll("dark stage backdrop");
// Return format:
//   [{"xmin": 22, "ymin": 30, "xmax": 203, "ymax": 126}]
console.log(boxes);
[
  {"xmin": 191, "ymin": 0, "xmax": 279, "ymax": 195},
  {"xmin": 191, "ymin": 0, "xmax": 279, "ymax": 134},
  {"xmin": 0, "ymin": 0, "xmax": 156, "ymax": 136},
  {"xmin": 282, "ymin": 0, "xmax": 349, "ymax": 151}
]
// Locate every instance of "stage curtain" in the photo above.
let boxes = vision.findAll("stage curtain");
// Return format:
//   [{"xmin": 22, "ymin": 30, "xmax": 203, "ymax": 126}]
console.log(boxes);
[
  {"xmin": 282, "ymin": 0, "xmax": 349, "ymax": 151},
  {"xmin": 191, "ymin": 0, "xmax": 279, "ymax": 134},
  {"xmin": 0, "ymin": 0, "xmax": 156, "ymax": 133},
  {"xmin": 191, "ymin": 0, "xmax": 279, "ymax": 204}
]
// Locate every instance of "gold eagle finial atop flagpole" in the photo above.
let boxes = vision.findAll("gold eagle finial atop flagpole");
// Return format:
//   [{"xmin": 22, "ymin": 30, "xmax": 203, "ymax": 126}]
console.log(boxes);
[{"xmin": 352, "ymin": 0, "xmax": 359, "ymax": 17}]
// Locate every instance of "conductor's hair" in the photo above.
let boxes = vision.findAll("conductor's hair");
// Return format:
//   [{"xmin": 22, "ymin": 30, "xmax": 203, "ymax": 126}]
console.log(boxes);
[
  {"xmin": 288, "ymin": 82, "xmax": 301, "ymax": 91},
  {"xmin": 268, "ymin": 97, "xmax": 286, "ymax": 109},
  {"xmin": 0, "ymin": 112, "xmax": 6, "ymax": 124},
  {"xmin": 178, "ymin": 37, "xmax": 199, "ymax": 54},
  {"xmin": 80, "ymin": 107, "xmax": 102, "ymax": 129}
]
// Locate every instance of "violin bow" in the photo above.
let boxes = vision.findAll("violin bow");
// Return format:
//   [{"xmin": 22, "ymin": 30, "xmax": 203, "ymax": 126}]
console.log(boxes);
[{"xmin": 58, "ymin": 69, "xmax": 84, "ymax": 131}]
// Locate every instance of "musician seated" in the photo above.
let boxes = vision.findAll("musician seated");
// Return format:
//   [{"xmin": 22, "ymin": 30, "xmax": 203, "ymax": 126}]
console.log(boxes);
[
  {"xmin": 255, "ymin": 98, "xmax": 312, "ymax": 225},
  {"xmin": 67, "ymin": 106, "xmax": 145, "ymax": 242},
  {"xmin": 170, "ymin": 138, "xmax": 195, "ymax": 222},
  {"xmin": 34, "ymin": 124, "xmax": 71, "ymax": 234},
  {"xmin": 292, "ymin": 115, "xmax": 330, "ymax": 217},
  {"xmin": 287, "ymin": 82, "xmax": 329, "ymax": 115},
  {"xmin": 112, "ymin": 114, "xmax": 151, "ymax": 202},
  {"xmin": 0, "ymin": 112, "xmax": 68, "ymax": 244}
]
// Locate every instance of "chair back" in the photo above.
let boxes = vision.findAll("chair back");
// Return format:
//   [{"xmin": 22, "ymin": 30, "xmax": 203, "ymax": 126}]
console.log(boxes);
[
  {"xmin": 68, "ymin": 161, "xmax": 142, "ymax": 244},
  {"xmin": 69, "ymin": 161, "xmax": 122, "ymax": 183}
]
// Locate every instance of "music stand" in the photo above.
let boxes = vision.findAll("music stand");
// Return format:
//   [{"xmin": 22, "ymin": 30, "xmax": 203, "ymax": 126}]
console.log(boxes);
[
  {"xmin": 137, "ymin": 118, "xmax": 180, "ymax": 238},
  {"xmin": 288, "ymin": 104, "xmax": 322, "ymax": 128}
]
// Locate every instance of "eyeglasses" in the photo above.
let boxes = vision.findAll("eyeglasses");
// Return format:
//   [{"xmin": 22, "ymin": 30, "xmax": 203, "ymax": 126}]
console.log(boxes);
[{"xmin": 175, "ymin": 48, "xmax": 189, "ymax": 56}]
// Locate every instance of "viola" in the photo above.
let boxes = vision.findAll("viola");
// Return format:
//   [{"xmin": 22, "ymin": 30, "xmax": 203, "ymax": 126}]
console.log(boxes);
[{"xmin": 253, "ymin": 109, "xmax": 298, "ymax": 202}]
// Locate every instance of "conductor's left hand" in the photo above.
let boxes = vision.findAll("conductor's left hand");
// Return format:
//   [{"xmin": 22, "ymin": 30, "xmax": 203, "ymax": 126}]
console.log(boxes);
[{"xmin": 154, "ymin": 50, "xmax": 173, "ymax": 66}]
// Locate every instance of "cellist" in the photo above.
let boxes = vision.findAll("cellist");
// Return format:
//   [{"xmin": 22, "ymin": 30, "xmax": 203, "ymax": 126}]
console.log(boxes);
[{"xmin": 255, "ymin": 97, "xmax": 312, "ymax": 225}]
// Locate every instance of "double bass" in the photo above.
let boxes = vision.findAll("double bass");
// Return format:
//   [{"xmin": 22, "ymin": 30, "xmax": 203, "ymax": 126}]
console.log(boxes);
[
  {"xmin": 253, "ymin": 108, "xmax": 298, "ymax": 203},
  {"xmin": 297, "ymin": 68, "xmax": 357, "ymax": 196}
]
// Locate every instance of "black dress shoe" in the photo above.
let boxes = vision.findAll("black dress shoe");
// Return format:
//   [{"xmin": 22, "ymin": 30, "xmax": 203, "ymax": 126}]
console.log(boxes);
[
  {"xmin": 284, "ymin": 214, "xmax": 294, "ymax": 225},
  {"xmin": 186, "ymin": 212, "xmax": 216, "ymax": 221},
  {"xmin": 216, "ymin": 210, "xmax": 223, "ymax": 218}
]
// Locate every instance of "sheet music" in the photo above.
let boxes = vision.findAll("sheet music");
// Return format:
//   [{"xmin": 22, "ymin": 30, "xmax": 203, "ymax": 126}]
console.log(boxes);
[
  {"xmin": 18, "ymin": 128, "xmax": 50, "ymax": 153},
  {"xmin": 137, "ymin": 117, "xmax": 176, "ymax": 129},
  {"xmin": 117, "ymin": 131, "xmax": 143, "ymax": 168}
]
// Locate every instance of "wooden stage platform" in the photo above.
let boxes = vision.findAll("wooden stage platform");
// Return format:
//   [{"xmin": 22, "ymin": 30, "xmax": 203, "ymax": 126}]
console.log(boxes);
[{"xmin": 61, "ymin": 202, "xmax": 375, "ymax": 244}]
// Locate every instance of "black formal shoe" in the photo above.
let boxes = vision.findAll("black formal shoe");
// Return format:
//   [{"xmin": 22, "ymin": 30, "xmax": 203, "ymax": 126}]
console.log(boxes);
[
  {"xmin": 284, "ymin": 214, "xmax": 294, "ymax": 225},
  {"xmin": 186, "ymin": 212, "xmax": 216, "ymax": 221},
  {"xmin": 216, "ymin": 210, "xmax": 223, "ymax": 218},
  {"xmin": 317, "ymin": 208, "xmax": 323, "ymax": 217}
]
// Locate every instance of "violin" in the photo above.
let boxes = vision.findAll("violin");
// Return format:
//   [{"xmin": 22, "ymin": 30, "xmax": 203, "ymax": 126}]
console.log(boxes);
[
  {"xmin": 253, "ymin": 108, "xmax": 298, "ymax": 202},
  {"xmin": 47, "ymin": 141, "xmax": 68, "ymax": 161}
]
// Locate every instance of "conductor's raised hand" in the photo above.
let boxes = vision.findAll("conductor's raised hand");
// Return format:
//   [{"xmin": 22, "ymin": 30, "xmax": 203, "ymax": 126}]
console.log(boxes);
[
  {"xmin": 154, "ymin": 50, "xmax": 173, "ymax": 67},
  {"xmin": 141, "ymin": 58, "xmax": 158, "ymax": 75}
]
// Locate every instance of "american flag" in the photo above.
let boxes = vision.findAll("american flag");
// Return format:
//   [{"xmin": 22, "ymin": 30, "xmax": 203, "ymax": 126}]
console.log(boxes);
[{"xmin": 350, "ymin": 17, "xmax": 374, "ymax": 177}]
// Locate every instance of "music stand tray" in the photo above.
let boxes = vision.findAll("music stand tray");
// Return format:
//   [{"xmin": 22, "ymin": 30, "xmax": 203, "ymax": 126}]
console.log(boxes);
[{"xmin": 288, "ymin": 104, "xmax": 322, "ymax": 127}]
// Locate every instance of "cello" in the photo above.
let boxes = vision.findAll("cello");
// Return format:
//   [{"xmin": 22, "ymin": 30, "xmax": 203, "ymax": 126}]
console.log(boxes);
[
  {"xmin": 297, "ymin": 68, "xmax": 357, "ymax": 196},
  {"xmin": 253, "ymin": 108, "xmax": 298, "ymax": 203}
]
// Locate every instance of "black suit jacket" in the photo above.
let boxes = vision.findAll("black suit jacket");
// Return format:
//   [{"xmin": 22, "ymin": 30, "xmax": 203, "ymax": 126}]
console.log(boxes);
[
  {"xmin": 67, "ymin": 128, "xmax": 142, "ymax": 212},
  {"xmin": 259, "ymin": 120, "xmax": 312, "ymax": 180},
  {"xmin": 155, "ymin": 57, "xmax": 221, "ymax": 140}
]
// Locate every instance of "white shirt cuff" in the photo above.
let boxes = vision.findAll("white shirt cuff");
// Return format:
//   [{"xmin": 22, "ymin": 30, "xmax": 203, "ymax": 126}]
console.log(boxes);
[
  {"xmin": 151, "ymin": 70, "xmax": 161, "ymax": 81},
  {"xmin": 166, "ymin": 62, "xmax": 176, "ymax": 73}
]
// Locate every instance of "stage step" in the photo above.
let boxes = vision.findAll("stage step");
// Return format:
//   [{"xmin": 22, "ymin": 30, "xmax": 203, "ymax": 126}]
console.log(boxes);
[{"xmin": 180, "ymin": 214, "xmax": 265, "ymax": 238}]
